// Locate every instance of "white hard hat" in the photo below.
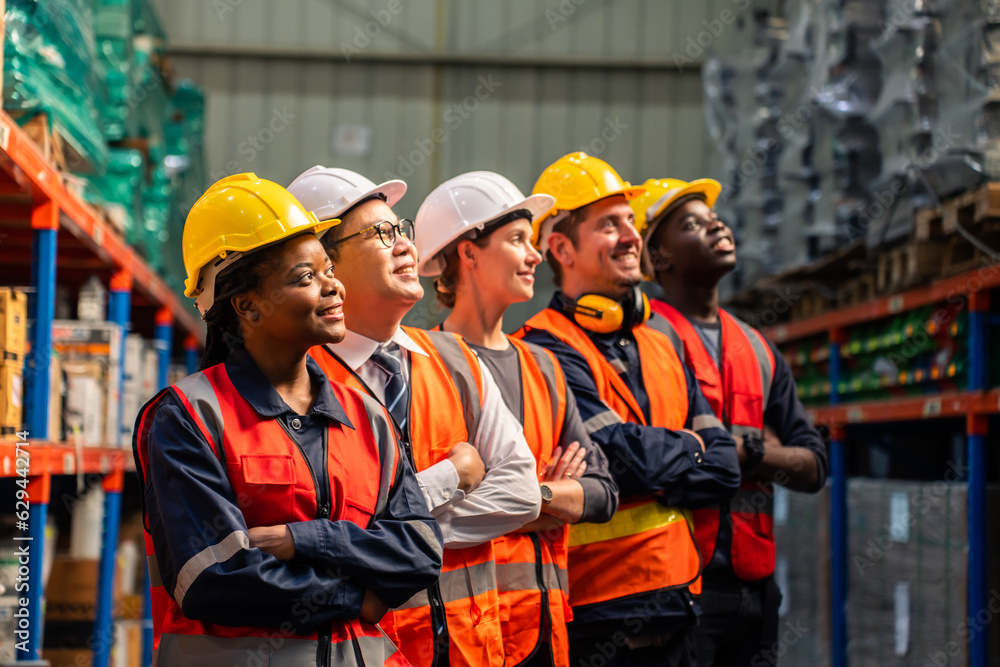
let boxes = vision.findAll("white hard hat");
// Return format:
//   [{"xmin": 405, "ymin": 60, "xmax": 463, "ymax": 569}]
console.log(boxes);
[
  {"xmin": 415, "ymin": 171, "xmax": 555, "ymax": 277},
  {"xmin": 287, "ymin": 165, "xmax": 406, "ymax": 223}
]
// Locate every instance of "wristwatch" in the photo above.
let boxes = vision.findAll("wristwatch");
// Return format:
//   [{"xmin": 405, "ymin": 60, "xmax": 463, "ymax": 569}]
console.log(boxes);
[
  {"xmin": 540, "ymin": 484, "xmax": 553, "ymax": 505},
  {"xmin": 741, "ymin": 434, "xmax": 765, "ymax": 469}
]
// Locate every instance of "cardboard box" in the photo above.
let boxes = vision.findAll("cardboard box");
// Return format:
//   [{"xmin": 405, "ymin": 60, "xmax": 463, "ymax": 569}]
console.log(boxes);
[
  {"xmin": 0, "ymin": 288, "xmax": 27, "ymax": 361},
  {"xmin": 0, "ymin": 360, "xmax": 22, "ymax": 440},
  {"xmin": 45, "ymin": 557, "xmax": 101, "ymax": 622},
  {"xmin": 51, "ymin": 320, "xmax": 123, "ymax": 366},
  {"xmin": 43, "ymin": 648, "xmax": 92, "ymax": 667}
]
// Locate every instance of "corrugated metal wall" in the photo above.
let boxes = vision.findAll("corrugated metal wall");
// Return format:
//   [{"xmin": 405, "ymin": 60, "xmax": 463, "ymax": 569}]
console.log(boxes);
[{"xmin": 154, "ymin": 0, "xmax": 744, "ymax": 326}]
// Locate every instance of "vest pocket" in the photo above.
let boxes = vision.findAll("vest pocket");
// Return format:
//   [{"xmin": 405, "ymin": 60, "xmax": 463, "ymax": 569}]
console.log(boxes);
[
  {"xmin": 344, "ymin": 498, "xmax": 376, "ymax": 528},
  {"xmin": 233, "ymin": 455, "xmax": 296, "ymax": 526}
]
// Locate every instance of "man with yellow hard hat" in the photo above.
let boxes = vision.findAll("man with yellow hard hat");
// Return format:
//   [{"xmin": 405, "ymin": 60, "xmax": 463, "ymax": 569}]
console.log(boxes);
[
  {"xmin": 630, "ymin": 178, "xmax": 827, "ymax": 667},
  {"xmin": 517, "ymin": 153, "xmax": 741, "ymax": 667}
]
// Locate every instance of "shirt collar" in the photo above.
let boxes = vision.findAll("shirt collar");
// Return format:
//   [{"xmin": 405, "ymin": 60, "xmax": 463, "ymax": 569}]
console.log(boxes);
[
  {"xmin": 331, "ymin": 326, "xmax": 429, "ymax": 372},
  {"xmin": 223, "ymin": 346, "xmax": 352, "ymax": 426}
]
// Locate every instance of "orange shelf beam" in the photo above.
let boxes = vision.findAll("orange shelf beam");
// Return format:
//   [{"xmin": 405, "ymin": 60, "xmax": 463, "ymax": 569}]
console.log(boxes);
[
  {"xmin": 805, "ymin": 389, "xmax": 1000, "ymax": 429},
  {"xmin": 0, "ymin": 443, "xmax": 126, "ymax": 478},
  {"xmin": 0, "ymin": 111, "xmax": 203, "ymax": 344},
  {"xmin": 766, "ymin": 264, "xmax": 1000, "ymax": 344}
]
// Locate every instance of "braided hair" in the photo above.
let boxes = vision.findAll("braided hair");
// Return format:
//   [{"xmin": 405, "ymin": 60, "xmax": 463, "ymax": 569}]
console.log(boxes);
[{"xmin": 199, "ymin": 242, "xmax": 286, "ymax": 370}]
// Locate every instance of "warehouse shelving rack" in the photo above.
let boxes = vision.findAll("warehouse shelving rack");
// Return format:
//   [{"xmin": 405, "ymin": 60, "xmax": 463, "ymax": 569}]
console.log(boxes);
[
  {"xmin": 766, "ymin": 265, "xmax": 998, "ymax": 667},
  {"xmin": 0, "ymin": 109, "xmax": 203, "ymax": 665}
]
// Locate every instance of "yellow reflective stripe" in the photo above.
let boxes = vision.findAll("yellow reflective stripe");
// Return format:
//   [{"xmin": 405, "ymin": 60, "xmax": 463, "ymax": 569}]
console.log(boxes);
[{"xmin": 569, "ymin": 501, "xmax": 692, "ymax": 548}]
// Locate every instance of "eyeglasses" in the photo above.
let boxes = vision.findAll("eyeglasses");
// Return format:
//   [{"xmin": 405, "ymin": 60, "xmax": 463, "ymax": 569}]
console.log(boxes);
[{"xmin": 329, "ymin": 219, "xmax": 415, "ymax": 248}]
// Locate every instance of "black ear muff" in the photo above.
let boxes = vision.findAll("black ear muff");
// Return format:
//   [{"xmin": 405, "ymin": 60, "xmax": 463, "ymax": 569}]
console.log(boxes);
[{"xmin": 570, "ymin": 285, "xmax": 650, "ymax": 334}]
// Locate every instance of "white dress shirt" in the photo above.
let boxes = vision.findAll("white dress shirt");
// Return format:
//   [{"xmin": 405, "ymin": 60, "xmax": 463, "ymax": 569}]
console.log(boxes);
[{"xmin": 330, "ymin": 327, "xmax": 541, "ymax": 549}]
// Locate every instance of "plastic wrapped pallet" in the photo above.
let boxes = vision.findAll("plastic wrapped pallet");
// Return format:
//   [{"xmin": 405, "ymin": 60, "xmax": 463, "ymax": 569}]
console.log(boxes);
[
  {"xmin": 3, "ymin": 0, "xmax": 109, "ymax": 173},
  {"xmin": 846, "ymin": 479, "xmax": 999, "ymax": 667},
  {"xmin": 772, "ymin": 484, "xmax": 831, "ymax": 667}
]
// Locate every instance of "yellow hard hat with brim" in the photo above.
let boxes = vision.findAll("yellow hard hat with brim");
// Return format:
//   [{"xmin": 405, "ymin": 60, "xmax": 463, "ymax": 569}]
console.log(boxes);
[
  {"xmin": 183, "ymin": 173, "xmax": 341, "ymax": 317},
  {"xmin": 632, "ymin": 178, "xmax": 722, "ymax": 276},
  {"xmin": 530, "ymin": 152, "xmax": 645, "ymax": 253}
]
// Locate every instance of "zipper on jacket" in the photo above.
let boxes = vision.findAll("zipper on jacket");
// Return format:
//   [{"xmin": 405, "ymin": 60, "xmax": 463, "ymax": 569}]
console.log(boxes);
[
  {"xmin": 517, "ymin": 533, "xmax": 550, "ymax": 665},
  {"xmin": 429, "ymin": 580, "xmax": 450, "ymax": 667},
  {"xmin": 277, "ymin": 420, "xmax": 330, "ymax": 519},
  {"xmin": 318, "ymin": 625, "xmax": 332, "ymax": 666}
]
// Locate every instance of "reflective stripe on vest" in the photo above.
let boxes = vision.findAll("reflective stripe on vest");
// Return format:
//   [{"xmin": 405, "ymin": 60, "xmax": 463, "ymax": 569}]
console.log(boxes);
[
  {"xmin": 494, "ymin": 337, "xmax": 572, "ymax": 667},
  {"xmin": 518, "ymin": 309, "xmax": 699, "ymax": 609},
  {"xmin": 309, "ymin": 328, "xmax": 502, "ymax": 667},
  {"xmin": 568, "ymin": 501, "xmax": 692, "ymax": 547},
  {"xmin": 650, "ymin": 300, "xmax": 778, "ymax": 581},
  {"xmin": 134, "ymin": 365, "xmax": 408, "ymax": 666}
]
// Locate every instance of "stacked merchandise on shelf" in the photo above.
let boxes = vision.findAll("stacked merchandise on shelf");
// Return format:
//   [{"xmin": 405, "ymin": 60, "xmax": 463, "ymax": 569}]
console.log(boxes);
[
  {"xmin": 52, "ymin": 317, "xmax": 122, "ymax": 447},
  {"xmin": 846, "ymin": 480, "xmax": 1000, "ymax": 667},
  {"xmin": 711, "ymin": 0, "xmax": 1000, "ymax": 308},
  {"xmin": 2, "ymin": 0, "xmax": 207, "ymax": 292},
  {"xmin": 0, "ymin": 287, "xmax": 25, "ymax": 440},
  {"xmin": 120, "ymin": 332, "xmax": 158, "ymax": 445}
]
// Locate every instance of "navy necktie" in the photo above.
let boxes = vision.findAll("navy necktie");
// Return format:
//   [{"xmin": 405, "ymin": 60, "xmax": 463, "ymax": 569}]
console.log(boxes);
[{"xmin": 370, "ymin": 342, "xmax": 409, "ymax": 439}]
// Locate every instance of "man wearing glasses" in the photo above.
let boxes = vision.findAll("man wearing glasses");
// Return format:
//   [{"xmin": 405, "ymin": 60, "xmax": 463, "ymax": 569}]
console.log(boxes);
[{"xmin": 288, "ymin": 166, "xmax": 540, "ymax": 667}]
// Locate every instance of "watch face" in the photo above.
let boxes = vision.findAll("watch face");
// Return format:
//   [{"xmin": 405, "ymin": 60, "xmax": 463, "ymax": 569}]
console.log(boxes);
[{"xmin": 540, "ymin": 485, "xmax": 553, "ymax": 503}]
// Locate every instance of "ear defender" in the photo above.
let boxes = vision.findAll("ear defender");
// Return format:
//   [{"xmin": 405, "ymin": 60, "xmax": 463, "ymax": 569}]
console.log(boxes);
[{"xmin": 571, "ymin": 285, "xmax": 650, "ymax": 334}]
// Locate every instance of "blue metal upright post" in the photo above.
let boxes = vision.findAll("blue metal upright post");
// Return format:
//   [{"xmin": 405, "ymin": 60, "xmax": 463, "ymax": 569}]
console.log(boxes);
[
  {"xmin": 108, "ymin": 271, "xmax": 131, "ymax": 449},
  {"xmin": 829, "ymin": 329, "xmax": 848, "ymax": 667},
  {"xmin": 967, "ymin": 292, "xmax": 989, "ymax": 667},
  {"xmin": 20, "ymin": 201, "xmax": 58, "ymax": 663},
  {"xmin": 20, "ymin": 474, "xmax": 50, "ymax": 662},
  {"xmin": 25, "ymin": 202, "xmax": 59, "ymax": 440},
  {"xmin": 154, "ymin": 307, "xmax": 173, "ymax": 391},
  {"xmin": 93, "ymin": 469, "xmax": 124, "ymax": 667}
]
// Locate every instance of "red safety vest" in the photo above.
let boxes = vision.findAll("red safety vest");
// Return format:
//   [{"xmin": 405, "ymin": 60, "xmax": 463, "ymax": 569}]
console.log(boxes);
[
  {"xmin": 488, "ymin": 336, "xmax": 571, "ymax": 667},
  {"xmin": 518, "ymin": 309, "xmax": 701, "ymax": 609},
  {"xmin": 309, "ymin": 327, "xmax": 503, "ymax": 667},
  {"xmin": 650, "ymin": 300, "xmax": 777, "ymax": 582},
  {"xmin": 134, "ymin": 362, "xmax": 410, "ymax": 666}
]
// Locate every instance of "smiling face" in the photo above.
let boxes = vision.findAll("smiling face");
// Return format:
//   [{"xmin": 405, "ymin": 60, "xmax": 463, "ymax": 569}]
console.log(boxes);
[
  {"xmin": 550, "ymin": 194, "xmax": 643, "ymax": 300},
  {"xmin": 239, "ymin": 234, "xmax": 346, "ymax": 348},
  {"xmin": 652, "ymin": 197, "xmax": 736, "ymax": 283},
  {"xmin": 332, "ymin": 197, "xmax": 423, "ymax": 306},
  {"xmin": 461, "ymin": 218, "xmax": 542, "ymax": 309}
]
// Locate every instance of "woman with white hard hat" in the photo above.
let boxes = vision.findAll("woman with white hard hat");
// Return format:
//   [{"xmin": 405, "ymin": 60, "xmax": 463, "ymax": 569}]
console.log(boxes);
[
  {"xmin": 415, "ymin": 171, "xmax": 619, "ymax": 667},
  {"xmin": 133, "ymin": 173, "xmax": 442, "ymax": 666}
]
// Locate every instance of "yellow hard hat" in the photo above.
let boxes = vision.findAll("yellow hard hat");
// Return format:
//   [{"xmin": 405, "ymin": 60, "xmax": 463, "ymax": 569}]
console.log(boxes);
[
  {"xmin": 182, "ymin": 173, "xmax": 341, "ymax": 316},
  {"xmin": 630, "ymin": 177, "xmax": 722, "ymax": 276},
  {"xmin": 530, "ymin": 152, "xmax": 645, "ymax": 252}
]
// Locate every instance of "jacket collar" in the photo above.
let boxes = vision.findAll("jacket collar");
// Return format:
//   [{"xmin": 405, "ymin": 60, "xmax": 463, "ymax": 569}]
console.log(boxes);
[{"xmin": 224, "ymin": 346, "xmax": 353, "ymax": 427}]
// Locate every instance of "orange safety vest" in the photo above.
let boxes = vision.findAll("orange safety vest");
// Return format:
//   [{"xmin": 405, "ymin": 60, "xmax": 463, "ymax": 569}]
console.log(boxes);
[
  {"xmin": 650, "ymin": 300, "xmax": 777, "ymax": 582},
  {"xmin": 489, "ymin": 336, "xmax": 572, "ymax": 667},
  {"xmin": 518, "ymin": 309, "xmax": 701, "ymax": 610},
  {"xmin": 133, "ymin": 363, "xmax": 409, "ymax": 666},
  {"xmin": 310, "ymin": 327, "xmax": 503, "ymax": 667}
]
